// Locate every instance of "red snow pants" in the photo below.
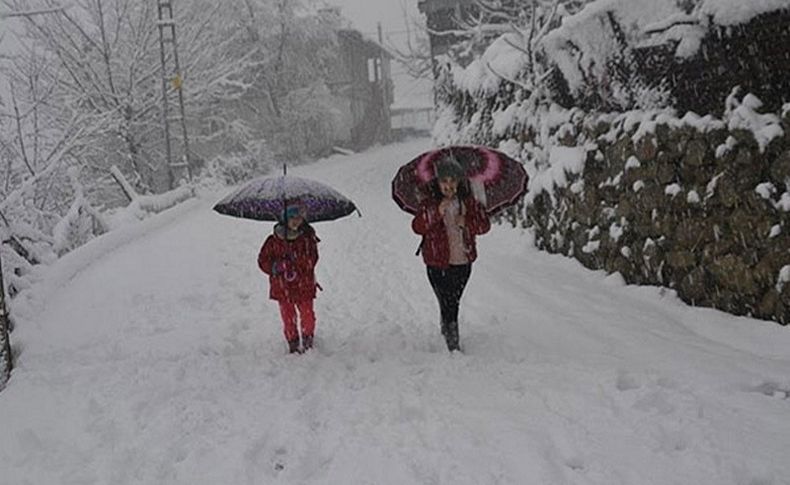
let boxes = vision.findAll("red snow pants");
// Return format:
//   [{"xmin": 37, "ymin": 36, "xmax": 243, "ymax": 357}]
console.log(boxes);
[{"xmin": 278, "ymin": 300, "xmax": 315, "ymax": 342}]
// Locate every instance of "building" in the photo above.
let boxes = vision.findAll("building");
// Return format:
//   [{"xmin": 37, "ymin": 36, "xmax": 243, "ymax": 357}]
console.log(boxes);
[
  {"xmin": 390, "ymin": 106, "xmax": 436, "ymax": 140},
  {"xmin": 328, "ymin": 29, "xmax": 394, "ymax": 149}
]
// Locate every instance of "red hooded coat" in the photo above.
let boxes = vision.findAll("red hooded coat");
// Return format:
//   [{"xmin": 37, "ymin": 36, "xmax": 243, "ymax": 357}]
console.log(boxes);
[
  {"xmin": 258, "ymin": 224, "xmax": 319, "ymax": 302},
  {"xmin": 411, "ymin": 196, "xmax": 490, "ymax": 268}
]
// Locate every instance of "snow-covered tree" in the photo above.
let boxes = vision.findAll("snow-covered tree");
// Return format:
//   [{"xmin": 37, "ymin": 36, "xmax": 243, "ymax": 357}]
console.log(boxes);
[
  {"xmin": 0, "ymin": 254, "xmax": 10, "ymax": 389},
  {"xmin": 2, "ymin": 0, "xmax": 254, "ymax": 192},
  {"xmin": 0, "ymin": 0, "xmax": 359, "ymax": 290},
  {"xmin": 0, "ymin": 0, "xmax": 258, "ymax": 301},
  {"xmin": 223, "ymin": 0, "xmax": 346, "ymax": 159},
  {"xmin": 428, "ymin": 0, "xmax": 590, "ymax": 67}
]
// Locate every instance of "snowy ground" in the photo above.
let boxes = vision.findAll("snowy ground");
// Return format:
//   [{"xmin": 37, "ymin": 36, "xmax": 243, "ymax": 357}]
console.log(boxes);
[{"xmin": 1, "ymin": 139, "xmax": 789, "ymax": 485}]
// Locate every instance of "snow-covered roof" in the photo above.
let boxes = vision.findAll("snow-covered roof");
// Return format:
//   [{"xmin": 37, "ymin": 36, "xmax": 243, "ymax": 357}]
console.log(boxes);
[{"xmin": 337, "ymin": 29, "xmax": 394, "ymax": 59}]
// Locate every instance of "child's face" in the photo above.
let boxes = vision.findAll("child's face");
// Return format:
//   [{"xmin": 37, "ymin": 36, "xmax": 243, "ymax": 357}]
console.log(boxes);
[
  {"xmin": 439, "ymin": 176, "xmax": 459, "ymax": 198},
  {"xmin": 287, "ymin": 214, "xmax": 303, "ymax": 230}
]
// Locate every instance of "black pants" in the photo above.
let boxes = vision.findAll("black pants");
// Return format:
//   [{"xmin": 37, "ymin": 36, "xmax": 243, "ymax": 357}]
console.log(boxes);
[{"xmin": 427, "ymin": 264, "xmax": 472, "ymax": 348}]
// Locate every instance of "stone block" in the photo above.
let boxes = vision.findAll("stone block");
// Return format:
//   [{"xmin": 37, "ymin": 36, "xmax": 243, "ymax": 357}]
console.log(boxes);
[
  {"xmin": 684, "ymin": 139, "xmax": 710, "ymax": 166},
  {"xmin": 709, "ymin": 254, "xmax": 759, "ymax": 295},
  {"xmin": 770, "ymin": 150, "xmax": 790, "ymax": 184},
  {"xmin": 666, "ymin": 250, "xmax": 697, "ymax": 269}
]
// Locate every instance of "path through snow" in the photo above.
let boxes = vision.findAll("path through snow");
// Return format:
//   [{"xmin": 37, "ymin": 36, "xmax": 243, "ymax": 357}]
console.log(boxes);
[{"xmin": 1, "ymin": 139, "xmax": 789, "ymax": 485}]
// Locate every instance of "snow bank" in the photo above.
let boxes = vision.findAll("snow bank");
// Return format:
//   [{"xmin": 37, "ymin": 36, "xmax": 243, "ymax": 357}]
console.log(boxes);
[
  {"xmin": 724, "ymin": 90, "xmax": 784, "ymax": 153},
  {"xmin": 10, "ymin": 198, "xmax": 201, "ymax": 323},
  {"xmin": 526, "ymin": 146, "xmax": 586, "ymax": 204},
  {"xmin": 542, "ymin": 0, "xmax": 682, "ymax": 97},
  {"xmin": 696, "ymin": 0, "xmax": 790, "ymax": 25},
  {"xmin": 451, "ymin": 32, "xmax": 527, "ymax": 96},
  {"xmin": 542, "ymin": 0, "xmax": 790, "ymax": 101}
]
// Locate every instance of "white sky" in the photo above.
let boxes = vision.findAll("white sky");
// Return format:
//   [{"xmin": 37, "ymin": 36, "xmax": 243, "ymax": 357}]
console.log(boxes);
[{"xmin": 325, "ymin": 0, "xmax": 420, "ymax": 41}]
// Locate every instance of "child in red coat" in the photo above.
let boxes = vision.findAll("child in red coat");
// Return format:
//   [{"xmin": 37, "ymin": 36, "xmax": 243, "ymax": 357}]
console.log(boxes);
[
  {"xmin": 411, "ymin": 158, "xmax": 490, "ymax": 352},
  {"xmin": 258, "ymin": 201, "xmax": 320, "ymax": 354}
]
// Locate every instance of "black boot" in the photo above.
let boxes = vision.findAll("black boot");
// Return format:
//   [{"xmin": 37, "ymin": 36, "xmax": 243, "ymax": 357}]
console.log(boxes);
[
  {"xmin": 302, "ymin": 334, "xmax": 314, "ymax": 351},
  {"xmin": 444, "ymin": 321, "xmax": 460, "ymax": 352},
  {"xmin": 287, "ymin": 339, "xmax": 300, "ymax": 354}
]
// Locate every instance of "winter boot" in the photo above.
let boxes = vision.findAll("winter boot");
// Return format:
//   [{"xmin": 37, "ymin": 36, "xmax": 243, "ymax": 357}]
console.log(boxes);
[
  {"xmin": 302, "ymin": 335, "xmax": 314, "ymax": 351},
  {"xmin": 287, "ymin": 339, "xmax": 301, "ymax": 354},
  {"xmin": 444, "ymin": 322, "xmax": 460, "ymax": 352}
]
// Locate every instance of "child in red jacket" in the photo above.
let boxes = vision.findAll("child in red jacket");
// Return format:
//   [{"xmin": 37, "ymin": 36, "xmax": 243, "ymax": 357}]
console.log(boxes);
[
  {"xmin": 411, "ymin": 158, "xmax": 490, "ymax": 352},
  {"xmin": 258, "ymin": 201, "xmax": 320, "ymax": 354}
]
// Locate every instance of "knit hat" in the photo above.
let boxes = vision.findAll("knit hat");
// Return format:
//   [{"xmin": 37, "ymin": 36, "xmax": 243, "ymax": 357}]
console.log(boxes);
[
  {"xmin": 435, "ymin": 157, "xmax": 465, "ymax": 180},
  {"xmin": 285, "ymin": 206, "xmax": 301, "ymax": 219},
  {"xmin": 283, "ymin": 200, "xmax": 306, "ymax": 220}
]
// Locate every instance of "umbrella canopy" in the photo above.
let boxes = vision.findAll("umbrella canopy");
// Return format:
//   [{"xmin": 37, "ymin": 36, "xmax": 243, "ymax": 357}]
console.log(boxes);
[
  {"xmin": 392, "ymin": 145, "xmax": 528, "ymax": 215},
  {"xmin": 213, "ymin": 175, "xmax": 358, "ymax": 223}
]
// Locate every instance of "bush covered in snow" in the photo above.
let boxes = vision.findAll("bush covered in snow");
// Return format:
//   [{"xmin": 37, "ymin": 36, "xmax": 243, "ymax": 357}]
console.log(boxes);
[{"xmin": 542, "ymin": 0, "xmax": 790, "ymax": 114}]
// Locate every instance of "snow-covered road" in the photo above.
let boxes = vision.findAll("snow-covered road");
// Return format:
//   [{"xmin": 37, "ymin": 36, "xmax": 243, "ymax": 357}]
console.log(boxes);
[{"xmin": 1, "ymin": 139, "xmax": 789, "ymax": 485}]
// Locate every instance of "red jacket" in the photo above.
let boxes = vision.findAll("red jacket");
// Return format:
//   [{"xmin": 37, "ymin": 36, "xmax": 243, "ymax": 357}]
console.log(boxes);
[
  {"xmin": 411, "ymin": 196, "xmax": 491, "ymax": 268},
  {"xmin": 258, "ymin": 224, "xmax": 319, "ymax": 302}
]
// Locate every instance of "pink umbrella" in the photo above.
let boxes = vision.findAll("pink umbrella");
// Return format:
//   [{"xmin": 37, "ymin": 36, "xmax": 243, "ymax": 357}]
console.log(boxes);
[{"xmin": 392, "ymin": 145, "xmax": 528, "ymax": 215}]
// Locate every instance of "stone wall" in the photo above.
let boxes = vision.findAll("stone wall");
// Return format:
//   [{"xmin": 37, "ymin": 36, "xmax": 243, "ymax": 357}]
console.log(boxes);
[
  {"xmin": 546, "ymin": 8, "xmax": 790, "ymax": 115},
  {"xmin": 527, "ymin": 107, "xmax": 790, "ymax": 325},
  {"xmin": 635, "ymin": 9, "xmax": 790, "ymax": 117}
]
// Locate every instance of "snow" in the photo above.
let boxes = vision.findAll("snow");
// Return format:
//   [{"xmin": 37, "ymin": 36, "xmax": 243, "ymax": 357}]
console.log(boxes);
[
  {"xmin": 716, "ymin": 135, "xmax": 738, "ymax": 158},
  {"xmin": 664, "ymin": 183, "xmax": 682, "ymax": 197},
  {"xmin": 706, "ymin": 172, "xmax": 725, "ymax": 199},
  {"xmin": 756, "ymin": 182, "xmax": 777, "ymax": 200},
  {"xmin": 2, "ymin": 139, "xmax": 790, "ymax": 484},
  {"xmin": 581, "ymin": 240, "xmax": 600, "ymax": 253},
  {"xmin": 526, "ymin": 146, "xmax": 586, "ymax": 203},
  {"xmin": 451, "ymin": 33, "xmax": 526, "ymax": 96},
  {"xmin": 695, "ymin": 0, "xmax": 790, "ymax": 26},
  {"xmin": 542, "ymin": 0, "xmax": 790, "ymax": 90},
  {"xmin": 542, "ymin": 0, "xmax": 682, "ymax": 97},
  {"xmin": 687, "ymin": 190, "xmax": 701, "ymax": 204},
  {"xmin": 778, "ymin": 265, "xmax": 790, "ymax": 291},
  {"xmin": 625, "ymin": 156, "xmax": 641, "ymax": 170},
  {"xmin": 725, "ymin": 91, "xmax": 784, "ymax": 153},
  {"xmin": 609, "ymin": 221, "xmax": 624, "ymax": 242},
  {"xmin": 620, "ymin": 246, "xmax": 632, "ymax": 258}
]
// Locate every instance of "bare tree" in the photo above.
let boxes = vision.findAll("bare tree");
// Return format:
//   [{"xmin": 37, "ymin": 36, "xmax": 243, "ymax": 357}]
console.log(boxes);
[
  {"xmin": 2, "ymin": 0, "xmax": 251, "ymax": 191},
  {"xmin": 0, "ymin": 0, "xmax": 260, "ymax": 302},
  {"xmin": 223, "ymin": 0, "xmax": 347, "ymax": 158}
]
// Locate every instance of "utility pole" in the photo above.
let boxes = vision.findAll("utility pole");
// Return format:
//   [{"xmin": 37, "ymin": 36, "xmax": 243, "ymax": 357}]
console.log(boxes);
[
  {"xmin": 377, "ymin": 22, "xmax": 392, "ymax": 143},
  {"xmin": 156, "ymin": 0, "xmax": 192, "ymax": 189}
]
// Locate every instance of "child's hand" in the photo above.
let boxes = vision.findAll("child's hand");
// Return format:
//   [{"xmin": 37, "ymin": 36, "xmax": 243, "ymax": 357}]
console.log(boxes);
[
  {"xmin": 272, "ymin": 260, "xmax": 288, "ymax": 275},
  {"xmin": 438, "ymin": 198, "xmax": 452, "ymax": 216}
]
